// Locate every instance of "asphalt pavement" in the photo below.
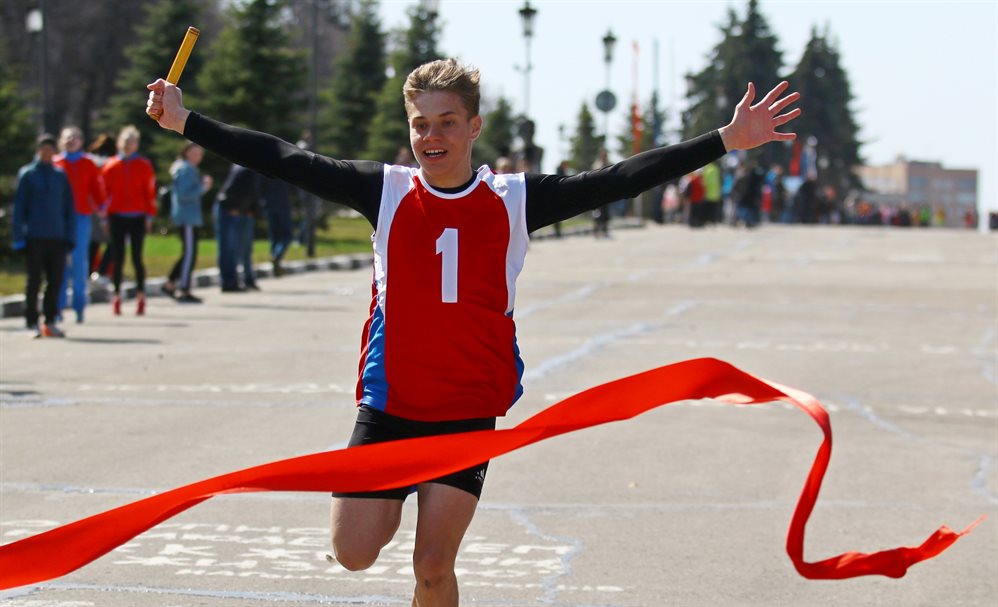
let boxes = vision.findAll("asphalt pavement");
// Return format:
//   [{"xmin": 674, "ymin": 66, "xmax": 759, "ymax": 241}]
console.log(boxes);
[{"xmin": 1, "ymin": 224, "xmax": 996, "ymax": 606}]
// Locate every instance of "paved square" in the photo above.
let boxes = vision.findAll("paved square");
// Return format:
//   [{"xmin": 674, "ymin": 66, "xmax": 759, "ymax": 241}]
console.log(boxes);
[{"xmin": 2, "ymin": 224, "xmax": 995, "ymax": 606}]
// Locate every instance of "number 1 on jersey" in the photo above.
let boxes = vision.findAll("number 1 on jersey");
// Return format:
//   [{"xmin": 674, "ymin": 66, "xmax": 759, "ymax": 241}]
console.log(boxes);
[{"xmin": 435, "ymin": 228, "xmax": 458, "ymax": 303}]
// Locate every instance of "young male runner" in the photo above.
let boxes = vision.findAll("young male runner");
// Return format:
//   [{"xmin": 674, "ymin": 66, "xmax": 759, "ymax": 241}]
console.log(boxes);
[{"xmin": 146, "ymin": 58, "xmax": 799, "ymax": 606}]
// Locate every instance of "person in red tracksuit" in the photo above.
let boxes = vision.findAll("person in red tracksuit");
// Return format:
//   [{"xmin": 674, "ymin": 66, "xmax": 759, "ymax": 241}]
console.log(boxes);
[
  {"xmin": 100, "ymin": 125, "xmax": 157, "ymax": 316},
  {"xmin": 147, "ymin": 60, "xmax": 800, "ymax": 606}
]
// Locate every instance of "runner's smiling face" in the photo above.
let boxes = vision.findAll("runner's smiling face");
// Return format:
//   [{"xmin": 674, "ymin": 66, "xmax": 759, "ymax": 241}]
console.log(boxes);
[{"xmin": 407, "ymin": 90, "xmax": 482, "ymax": 189}]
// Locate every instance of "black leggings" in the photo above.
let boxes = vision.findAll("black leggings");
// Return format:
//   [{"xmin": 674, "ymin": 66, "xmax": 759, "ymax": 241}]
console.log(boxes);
[{"xmin": 109, "ymin": 215, "xmax": 147, "ymax": 294}]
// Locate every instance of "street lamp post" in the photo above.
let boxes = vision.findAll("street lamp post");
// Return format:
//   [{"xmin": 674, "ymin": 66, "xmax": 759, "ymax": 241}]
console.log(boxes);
[
  {"xmin": 595, "ymin": 30, "xmax": 618, "ymax": 139},
  {"xmin": 517, "ymin": 1, "xmax": 537, "ymax": 116},
  {"xmin": 26, "ymin": 0, "xmax": 49, "ymax": 134}
]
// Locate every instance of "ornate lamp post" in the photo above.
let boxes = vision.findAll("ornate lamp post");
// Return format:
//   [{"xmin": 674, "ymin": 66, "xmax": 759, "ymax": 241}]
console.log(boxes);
[
  {"xmin": 595, "ymin": 29, "xmax": 618, "ymax": 138},
  {"xmin": 26, "ymin": 1, "xmax": 50, "ymax": 133},
  {"xmin": 517, "ymin": 1, "xmax": 537, "ymax": 115}
]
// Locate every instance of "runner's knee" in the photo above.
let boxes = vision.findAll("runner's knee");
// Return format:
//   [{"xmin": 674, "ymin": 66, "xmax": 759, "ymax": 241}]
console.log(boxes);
[
  {"xmin": 412, "ymin": 548, "xmax": 454, "ymax": 587},
  {"xmin": 330, "ymin": 539, "xmax": 380, "ymax": 572}
]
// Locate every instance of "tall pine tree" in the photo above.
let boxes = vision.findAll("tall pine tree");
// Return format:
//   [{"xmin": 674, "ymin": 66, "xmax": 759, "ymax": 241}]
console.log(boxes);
[
  {"xmin": 317, "ymin": 0, "xmax": 385, "ymax": 158},
  {"xmin": 683, "ymin": 0, "xmax": 783, "ymax": 155},
  {"xmin": 363, "ymin": 4, "xmax": 443, "ymax": 162},
  {"xmin": 788, "ymin": 25, "xmax": 862, "ymax": 193},
  {"xmin": 98, "ymin": 0, "xmax": 205, "ymax": 176},
  {"xmin": 569, "ymin": 102, "xmax": 604, "ymax": 172},
  {"xmin": 197, "ymin": 0, "xmax": 307, "ymax": 143}
]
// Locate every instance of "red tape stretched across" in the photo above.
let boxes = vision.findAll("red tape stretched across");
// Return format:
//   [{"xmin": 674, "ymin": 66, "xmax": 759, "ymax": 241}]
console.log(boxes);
[{"xmin": 0, "ymin": 358, "xmax": 982, "ymax": 588}]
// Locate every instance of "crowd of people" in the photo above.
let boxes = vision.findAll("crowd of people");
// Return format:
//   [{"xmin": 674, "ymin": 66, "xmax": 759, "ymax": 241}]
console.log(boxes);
[
  {"xmin": 10, "ymin": 125, "xmax": 323, "ymax": 338},
  {"xmin": 667, "ymin": 162, "xmax": 978, "ymax": 229}
]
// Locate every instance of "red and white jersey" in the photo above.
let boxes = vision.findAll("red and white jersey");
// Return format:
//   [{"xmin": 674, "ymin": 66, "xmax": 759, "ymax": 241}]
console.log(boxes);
[{"xmin": 356, "ymin": 165, "xmax": 530, "ymax": 421}]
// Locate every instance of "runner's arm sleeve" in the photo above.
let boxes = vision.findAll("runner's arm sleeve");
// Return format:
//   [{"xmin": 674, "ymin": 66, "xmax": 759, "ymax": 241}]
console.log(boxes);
[
  {"xmin": 524, "ymin": 131, "xmax": 726, "ymax": 232},
  {"xmin": 183, "ymin": 112, "xmax": 383, "ymax": 226}
]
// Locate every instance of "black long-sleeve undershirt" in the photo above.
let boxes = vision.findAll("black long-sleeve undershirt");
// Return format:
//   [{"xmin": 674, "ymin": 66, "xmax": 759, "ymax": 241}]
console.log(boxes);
[{"xmin": 183, "ymin": 112, "xmax": 726, "ymax": 233}]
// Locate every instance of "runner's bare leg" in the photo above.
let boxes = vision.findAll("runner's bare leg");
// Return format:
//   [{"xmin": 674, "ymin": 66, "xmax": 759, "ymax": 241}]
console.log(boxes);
[
  {"xmin": 411, "ymin": 483, "xmax": 479, "ymax": 607},
  {"xmin": 330, "ymin": 497, "xmax": 403, "ymax": 571}
]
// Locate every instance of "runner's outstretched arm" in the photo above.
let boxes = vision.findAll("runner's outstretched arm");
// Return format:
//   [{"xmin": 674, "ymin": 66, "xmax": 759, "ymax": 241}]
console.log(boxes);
[
  {"xmin": 146, "ymin": 78, "xmax": 383, "ymax": 226},
  {"xmin": 525, "ymin": 81, "xmax": 800, "ymax": 232}
]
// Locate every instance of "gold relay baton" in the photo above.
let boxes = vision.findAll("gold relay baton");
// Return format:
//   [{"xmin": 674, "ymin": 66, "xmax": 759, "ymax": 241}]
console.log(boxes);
[{"xmin": 151, "ymin": 26, "xmax": 199, "ymax": 121}]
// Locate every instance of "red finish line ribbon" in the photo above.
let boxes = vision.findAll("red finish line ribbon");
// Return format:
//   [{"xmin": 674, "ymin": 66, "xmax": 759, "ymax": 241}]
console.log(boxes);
[{"xmin": 0, "ymin": 358, "xmax": 982, "ymax": 588}]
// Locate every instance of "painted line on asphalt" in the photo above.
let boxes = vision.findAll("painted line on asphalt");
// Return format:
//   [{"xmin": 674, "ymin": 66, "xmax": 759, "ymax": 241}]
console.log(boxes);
[
  {"xmin": 507, "ymin": 508, "xmax": 583, "ymax": 605},
  {"xmin": 840, "ymin": 396, "xmax": 998, "ymax": 505}
]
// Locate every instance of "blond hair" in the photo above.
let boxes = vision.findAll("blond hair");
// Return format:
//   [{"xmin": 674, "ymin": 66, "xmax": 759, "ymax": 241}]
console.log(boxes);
[
  {"xmin": 117, "ymin": 125, "xmax": 141, "ymax": 149},
  {"xmin": 403, "ymin": 58, "xmax": 481, "ymax": 117}
]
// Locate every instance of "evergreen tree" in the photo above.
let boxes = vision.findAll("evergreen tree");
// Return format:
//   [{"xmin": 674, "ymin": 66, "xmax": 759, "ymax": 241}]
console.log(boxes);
[
  {"xmin": 0, "ymin": 53, "xmax": 36, "ymax": 181},
  {"xmin": 683, "ymin": 0, "xmax": 783, "ymax": 149},
  {"xmin": 98, "ymin": 0, "xmax": 205, "ymax": 176},
  {"xmin": 474, "ymin": 96, "xmax": 515, "ymax": 167},
  {"xmin": 569, "ymin": 102, "xmax": 604, "ymax": 172},
  {"xmin": 617, "ymin": 91, "xmax": 667, "ymax": 157},
  {"xmin": 788, "ymin": 25, "xmax": 862, "ymax": 193},
  {"xmin": 363, "ymin": 4, "xmax": 443, "ymax": 162},
  {"xmin": 197, "ymin": 0, "xmax": 307, "ymax": 144},
  {"xmin": 317, "ymin": 0, "xmax": 385, "ymax": 158},
  {"xmin": 0, "ymin": 48, "xmax": 38, "ymax": 256}
]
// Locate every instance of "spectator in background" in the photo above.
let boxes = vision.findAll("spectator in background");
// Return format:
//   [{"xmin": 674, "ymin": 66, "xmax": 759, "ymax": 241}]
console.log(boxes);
[
  {"xmin": 262, "ymin": 175, "xmax": 293, "ymax": 277},
  {"xmin": 12, "ymin": 134, "xmax": 75, "ymax": 338},
  {"xmin": 162, "ymin": 143, "xmax": 212, "ymax": 303},
  {"xmin": 101, "ymin": 125, "xmax": 157, "ymax": 316},
  {"xmin": 683, "ymin": 169, "xmax": 707, "ymax": 228},
  {"xmin": 733, "ymin": 161, "xmax": 764, "ymax": 228},
  {"xmin": 86, "ymin": 133, "xmax": 118, "ymax": 281},
  {"xmin": 55, "ymin": 127, "xmax": 106, "ymax": 324},
  {"xmin": 214, "ymin": 163, "xmax": 262, "ymax": 292},
  {"xmin": 766, "ymin": 164, "xmax": 787, "ymax": 223},
  {"xmin": 701, "ymin": 160, "xmax": 722, "ymax": 225}
]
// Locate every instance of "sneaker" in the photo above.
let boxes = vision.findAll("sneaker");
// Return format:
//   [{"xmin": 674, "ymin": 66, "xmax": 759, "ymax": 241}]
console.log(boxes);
[
  {"xmin": 40, "ymin": 324, "xmax": 66, "ymax": 338},
  {"xmin": 176, "ymin": 293, "xmax": 202, "ymax": 304},
  {"xmin": 160, "ymin": 282, "xmax": 176, "ymax": 298},
  {"xmin": 136, "ymin": 295, "xmax": 146, "ymax": 316},
  {"xmin": 112, "ymin": 295, "xmax": 122, "ymax": 316},
  {"xmin": 221, "ymin": 285, "xmax": 245, "ymax": 293},
  {"xmin": 272, "ymin": 258, "xmax": 283, "ymax": 278},
  {"xmin": 245, "ymin": 283, "xmax": 261, "ymax": 291}
]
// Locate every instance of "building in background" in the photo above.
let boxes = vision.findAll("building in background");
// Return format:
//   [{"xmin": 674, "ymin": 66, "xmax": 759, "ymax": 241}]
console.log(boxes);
[{"xmin": 856, "ymin": 156, "xmax": 978, "ymax": 227}]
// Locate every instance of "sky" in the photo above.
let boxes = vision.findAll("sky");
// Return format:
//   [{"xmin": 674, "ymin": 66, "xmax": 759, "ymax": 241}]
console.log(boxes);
[{"xmin": 377, "ymin": 0, "xmax": 998, "ymax": 215}]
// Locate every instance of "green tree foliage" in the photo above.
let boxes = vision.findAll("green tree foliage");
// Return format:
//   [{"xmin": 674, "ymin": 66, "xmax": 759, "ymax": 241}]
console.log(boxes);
[
  {"xmin": 683, "ymin": 0, "xmax": 783, "ymax": 148},
  {"xmin": 0, "ymin": 53, "xmax": 36, "ymax": 183},
  {"xmin": 197, "ymin": 0, "xmax": 307, "ymax": 143},
  {"xmin": 0, "ymin": 48, "xmax": 38, "ymax": 256},
  {"xmin": 617, "ymin": 91, "xmax": 667, "ymax": 158},
  {"xmin": 317, "ymin": 0, "xmax": 385, "ymax": 158},
  {"xmin": 788, "ymin": 26, "xmax": 862, "ymax": 192},
  {"xmin": 569, "ymin": 102, "xmax": 604, "ymax": 172},
  {"xmin": 363, "ymin": 4, "xmax": 443, "ymax": 162},
  {"xmin": 97, "ymin": 0, "xmax": 205, "ymax": 177},
  {"xmin": 474, "ymin": 96, "xmax": 515, "ymax": 167}
]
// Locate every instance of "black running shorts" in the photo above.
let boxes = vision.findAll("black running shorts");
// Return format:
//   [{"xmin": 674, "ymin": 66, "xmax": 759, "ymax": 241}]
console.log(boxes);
[{"xmin": 331, "ymin": 405, "xmax": 497, "ymax": 500}]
